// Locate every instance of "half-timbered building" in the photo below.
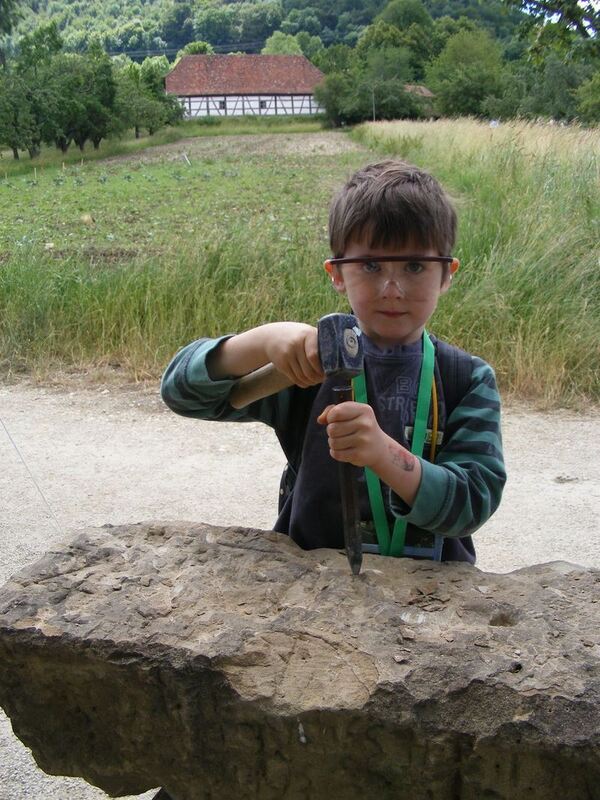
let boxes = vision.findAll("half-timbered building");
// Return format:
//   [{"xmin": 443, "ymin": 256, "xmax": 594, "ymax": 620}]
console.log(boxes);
[{"xmin": 165, "ymin": 54, "xmax": 325, "ymax": 118}]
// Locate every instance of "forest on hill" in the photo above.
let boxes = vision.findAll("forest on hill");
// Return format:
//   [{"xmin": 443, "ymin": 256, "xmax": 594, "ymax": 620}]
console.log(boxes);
[
  {"xmin": 0, "ymin": 0, "xmax": 598, "ymax": 160},
  {"xmin": 12, "ymin": 0, "xmax": 525, "ymax": 54}
]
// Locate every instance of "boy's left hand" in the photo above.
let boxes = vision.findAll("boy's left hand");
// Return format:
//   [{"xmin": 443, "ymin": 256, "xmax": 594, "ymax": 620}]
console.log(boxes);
[{"xmin": 317, "ymin": 402, "xmax": 387, "ymax": 468}]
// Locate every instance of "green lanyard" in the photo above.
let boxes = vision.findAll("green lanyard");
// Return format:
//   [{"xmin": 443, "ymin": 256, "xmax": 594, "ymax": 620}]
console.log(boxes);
[{"xmin": 352, "ymin": 331, "xmax": 434, "ymax": 557}]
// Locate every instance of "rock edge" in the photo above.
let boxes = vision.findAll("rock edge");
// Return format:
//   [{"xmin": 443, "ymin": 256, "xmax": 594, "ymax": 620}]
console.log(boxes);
[{"xmin": 0, "ymin": 521, "xmax": 599, "ymax": 800}]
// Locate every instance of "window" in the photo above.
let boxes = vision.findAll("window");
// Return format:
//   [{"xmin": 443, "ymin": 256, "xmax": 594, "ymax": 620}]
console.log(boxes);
[
  {"xmin": 259, "ymin": 99, "xmax": 267, "ymax": 110},
  {"xmin": 218, "ymin": 100, "xmax": 226, "ymax": 110}
]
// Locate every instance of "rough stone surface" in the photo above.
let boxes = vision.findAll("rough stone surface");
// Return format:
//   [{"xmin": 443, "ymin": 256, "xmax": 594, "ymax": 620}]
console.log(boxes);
[{"xmin": 0, "ymin": 522, "xmax": 599, "ymax": 800}]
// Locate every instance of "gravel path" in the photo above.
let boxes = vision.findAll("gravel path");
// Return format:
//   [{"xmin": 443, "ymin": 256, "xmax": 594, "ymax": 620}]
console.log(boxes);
[{"xmin": 1, "ymin": 380, "xmax": 599, "ymax": 799}]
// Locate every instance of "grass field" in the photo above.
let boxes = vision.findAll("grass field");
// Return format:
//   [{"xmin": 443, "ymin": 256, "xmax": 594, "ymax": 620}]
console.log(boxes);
[
  {"xmin": 0, "ymin": 129, "xmax": 366, "ymax": 381},
  {"xmin": 0, "ymin": 118, "xmax": 598, "ymax": 406}
]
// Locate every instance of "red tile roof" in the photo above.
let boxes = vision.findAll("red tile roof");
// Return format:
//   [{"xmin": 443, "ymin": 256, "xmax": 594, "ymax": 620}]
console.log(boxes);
[{"xmin": 165, "ymin": 55, "xmax": 325, "ymax": 96}]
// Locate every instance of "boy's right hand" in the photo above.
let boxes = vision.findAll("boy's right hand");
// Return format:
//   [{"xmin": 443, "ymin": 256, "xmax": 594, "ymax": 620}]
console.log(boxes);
[
  {"xmin": 208, "ymin": 321, "xmax": 324, "ymax": 387},
  {"xmin": 263, "ymin": 322, "xmax": 324, "ymax": 388}
]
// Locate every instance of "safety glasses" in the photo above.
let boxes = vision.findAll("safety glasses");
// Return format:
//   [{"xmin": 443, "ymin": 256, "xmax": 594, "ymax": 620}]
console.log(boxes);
[
  {"xmin": 324, "ymin": 256, "xmax": 459, "ymax": 290},
  {"xmin": 326, "ymin": 256, "xmax": 459, "ymax": 270}
]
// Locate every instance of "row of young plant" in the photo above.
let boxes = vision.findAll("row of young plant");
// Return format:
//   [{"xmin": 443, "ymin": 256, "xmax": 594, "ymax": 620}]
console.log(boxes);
[{"xmin": 0, "ymin": 23, "xmax": 182, "ymax": 159}]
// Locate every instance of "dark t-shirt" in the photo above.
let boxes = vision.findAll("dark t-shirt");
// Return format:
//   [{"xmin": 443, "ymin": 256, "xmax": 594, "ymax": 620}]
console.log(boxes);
[{"xmin": 274, "ymin": 335, "xmax": 476, "ymax": 562}]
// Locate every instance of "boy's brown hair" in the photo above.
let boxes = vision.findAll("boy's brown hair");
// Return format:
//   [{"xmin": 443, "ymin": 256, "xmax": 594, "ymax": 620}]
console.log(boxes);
[{"xmin": 329, "ymin": 160, "xmax": 457, "ymax": 258}]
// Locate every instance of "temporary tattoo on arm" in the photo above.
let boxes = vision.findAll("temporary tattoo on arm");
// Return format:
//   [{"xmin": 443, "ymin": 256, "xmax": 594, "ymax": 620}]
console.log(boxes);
[{"xmin": 390, "ymin": 444, "xmax": 416, "ymax": 472}]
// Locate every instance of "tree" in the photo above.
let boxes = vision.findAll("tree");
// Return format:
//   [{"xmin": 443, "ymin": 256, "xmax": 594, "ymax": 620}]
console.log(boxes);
[
  {"xmin": 503, "ymin": 1, "xmax": 599, "ymax": 39},
  {"xmin": 481, "ymin": 60, "xmax": 535, "ymax": 119},
  {"xmin": 139, "ymin": 56, "xmax": 183, "ymax": 127},
  {"xmin": 12, "ymin": 40, "xmax": 118, "ymax": 155},
  {"xmin": 83, "ymin": 38, "xmax": 117, "ymax": 149},
  {"xmin": 503, "ymin": 0, "xmax": 599, "ymax": 60},
  {"xmin": 281, "ymin": 7, "xmax": 322, "ymax": 36},
  {"xmin": 577, "ymin": 71, "xmax": 600, "ymax": 123},
  {"xmin": 399, "ymin": 21, "xmax": 435, "ymax": 79},
  {"xmin": 63, "ymin": 27, "xmax": 91, "ymax": 53},
  {"xmin": 377, "ymin": 0, "xmax": 433, "ymax": 32},
  {"xmin": 430, "ymin": 15, "xmax": 479, "ymax": 57},
  {"xmin": 518, "ymin": 53, "xmax": 591, "ymax": 120},
  {"xmin": 193, "ymin": 5, "xmax": 240, "ymax": 46},
  {"xmin": 0, "ymin": 71, "xmax": 35, "ymax": 158},
  {"xmin": 315, "ymin": 45, "xmax": 422, "ymax": 125},
  {"xmin": 113, "ymin": 62, "xmax": 171, "ymax": 138},
  {"xmin": 261, "ymin": 31, "xmax": 303, "ymax": 55},
  {"xmin": 425, "ymin": 29, "xmax": 505, "ymax": 116},
  {"xmin": 239, "ymin": 2, "xmax": 283, "ymax": 43},
  {"xmin": 355, "ymin": 21, "xmax": 405, "ymax": 57},
  {"xmin": 333, "ymin": 14, "xmax": 363, "ymax": 47},
  {"xmin": 375, "ymin": 1, "xmax": 435, "ymax": 79},
  {"xmin": 16, "ymin": 21, "xmax": 63, "ymax": 73},
  {"xmin": 295, "ymin": 31, "xmax": 324, "ymax": 61},
  {"xmin": 0, "ymin": 0, "xmax": 21, "ymax": 37},
  {"xmin": 176, "ymin": 40, "xmax": 214, "ymax": 60},
  {"xmin": 139, "ymin": 55, "xmax": 171, "ymax": 99},
  {"xmin": 314, "ymin": 72, "xmax": 353, "ymax": 125},
  {"xmin": 39, "ymin": 54, "xmax": 87, "ymax": 152},
  {"xmin": 114, "ymin": 19, "xmax": 153, "ymax": 53},
  {"xmin": 427, "ymin": 0, "xmax": 525, "ymax": 39},
  {"xmin": 361, "ymin": 46, "xmax": 417, "ymax": 118},
  {"xmin": 312, "ymin": 43, "xmax": 354, "ymax": 74},
  {"xmin": 8, "ymin": 23, "xmax": 65, "ymax": 157},
  {"xmin": 161, "ymin": 0, "xmax": 195, "ymax": 49}
]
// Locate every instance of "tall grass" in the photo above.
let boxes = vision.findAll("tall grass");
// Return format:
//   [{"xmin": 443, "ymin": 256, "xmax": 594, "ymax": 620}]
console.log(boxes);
[
  {"xmin": 353, "ymin": 119, "xmax": 599, "ymax": 405},
  {"xmin": 1, "ymin": 119, "xmax": 598, "ymax": 406},
  {"xmin": 0, "ymin": 137, "xmax": 363, "ymax": 382},
  {"xmin": 0, "ymin": 226, "xmax": 341, "ymax": 381}
]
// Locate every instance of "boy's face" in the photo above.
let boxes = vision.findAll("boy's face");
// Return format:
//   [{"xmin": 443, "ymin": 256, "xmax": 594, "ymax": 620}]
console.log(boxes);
[{"xmin": 326, "ymin": 239, "xmax": 453, "ymax": 349}]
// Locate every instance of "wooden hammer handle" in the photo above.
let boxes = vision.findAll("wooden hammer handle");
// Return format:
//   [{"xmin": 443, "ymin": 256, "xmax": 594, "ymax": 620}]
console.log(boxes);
[{"xmin": 229, "ymin": 363, "xmax": 293, "ymax": 409}]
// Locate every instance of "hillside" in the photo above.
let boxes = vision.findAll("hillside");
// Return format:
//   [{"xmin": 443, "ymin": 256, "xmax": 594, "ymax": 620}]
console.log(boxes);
[{"xmin": 15, "ymin": 0, "xmax": 524, "ymax": 56}]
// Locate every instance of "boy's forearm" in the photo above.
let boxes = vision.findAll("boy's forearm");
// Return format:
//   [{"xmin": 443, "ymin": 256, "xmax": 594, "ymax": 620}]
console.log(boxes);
[
  {"xmin": 370, "ymin": 435, "xmax": 423, "ymax": 508},
  {"xmin": 206, "ymin": 325, "xmax": 274, "ymax": 381}
]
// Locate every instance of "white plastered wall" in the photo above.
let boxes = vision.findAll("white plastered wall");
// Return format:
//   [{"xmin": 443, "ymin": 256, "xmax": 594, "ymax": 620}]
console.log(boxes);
[{"xmin": 178, "ymin": 94, "xmax": 324, "ymax": 117}]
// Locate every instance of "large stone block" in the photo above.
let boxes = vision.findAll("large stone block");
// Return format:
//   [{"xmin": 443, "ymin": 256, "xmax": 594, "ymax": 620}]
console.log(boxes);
[{"xmin": 0, "ymin": 522, "xmax": 598, "ymax": 800}]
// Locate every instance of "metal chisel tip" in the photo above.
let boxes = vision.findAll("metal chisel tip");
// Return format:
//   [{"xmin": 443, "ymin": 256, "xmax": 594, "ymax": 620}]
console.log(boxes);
[{"xmin": 349, "ymin": 554, "xmax": 362, "ymax": 575}]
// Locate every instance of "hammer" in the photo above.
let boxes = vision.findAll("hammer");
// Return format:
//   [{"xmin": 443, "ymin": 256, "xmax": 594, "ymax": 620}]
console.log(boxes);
[{"xmin": 229, "ymin": 313, "xmax": 364, "ymax": 574}]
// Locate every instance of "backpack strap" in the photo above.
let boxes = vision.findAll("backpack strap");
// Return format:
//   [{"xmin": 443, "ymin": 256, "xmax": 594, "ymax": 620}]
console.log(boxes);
[{"xmin": 431, "ymin": 336, "xmax": 473, "ymax": 425}]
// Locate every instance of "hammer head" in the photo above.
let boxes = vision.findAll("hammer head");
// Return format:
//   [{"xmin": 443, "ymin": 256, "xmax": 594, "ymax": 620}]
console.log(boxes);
[{"xmin": 317, "ymin": 313, "xmax": 363, "ymax": 379}]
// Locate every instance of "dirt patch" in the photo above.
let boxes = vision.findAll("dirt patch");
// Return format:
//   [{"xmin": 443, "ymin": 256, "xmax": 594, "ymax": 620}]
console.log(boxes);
[
  {"xmin": 0, "ymin": 247, "xmax": 152, "ymax": 265},
  {"xmin": 102, "ymin": 131, "xmax": 366, "ymax": 168}
]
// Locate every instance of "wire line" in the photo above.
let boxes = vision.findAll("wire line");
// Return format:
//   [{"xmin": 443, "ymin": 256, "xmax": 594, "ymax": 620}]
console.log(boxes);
[{"xmin": 0, "ymin": 414, "xmax": 64, "ymax": 537}]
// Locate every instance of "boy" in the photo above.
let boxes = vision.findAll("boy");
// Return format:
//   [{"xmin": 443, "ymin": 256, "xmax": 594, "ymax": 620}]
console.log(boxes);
[{"xmin": 161, "ymin": 160, "xmax": 505, "ymax": 563}]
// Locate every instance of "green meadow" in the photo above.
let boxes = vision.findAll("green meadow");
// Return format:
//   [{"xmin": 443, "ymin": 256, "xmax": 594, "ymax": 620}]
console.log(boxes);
[
  {"xmin": 0, "ymin": 122, "xmax": 364, "ymax": 382},
  {"xmin": 0, "ymin": 118, "xmax": 598, "ymax": 406}
]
